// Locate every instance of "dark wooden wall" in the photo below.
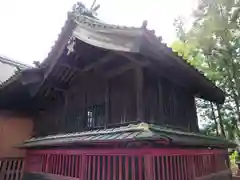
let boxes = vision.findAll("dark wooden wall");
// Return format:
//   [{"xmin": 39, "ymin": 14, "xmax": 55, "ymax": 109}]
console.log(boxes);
[
  {"xmin": 34, "ymin": 65, "xmax": 198, "ymax": 137},
  {"xmin": 143, "ymin": 69, "xmax": 198, "ymax": 131}
]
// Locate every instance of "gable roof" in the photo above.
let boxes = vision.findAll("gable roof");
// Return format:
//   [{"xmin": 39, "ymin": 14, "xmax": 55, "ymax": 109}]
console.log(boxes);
[
  {"xmin": 0, "ymin": 3, "xmax": 225, "ymax": 104},
  {"xmin": 38, "ymin": 6, "xmax": 225, "ymax": 104}
]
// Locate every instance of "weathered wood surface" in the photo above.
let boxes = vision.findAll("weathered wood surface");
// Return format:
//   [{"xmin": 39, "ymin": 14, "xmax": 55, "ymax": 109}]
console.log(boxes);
[{"xmin": 33, "ymin": 47, "xmax": 199, "ymax": 137}]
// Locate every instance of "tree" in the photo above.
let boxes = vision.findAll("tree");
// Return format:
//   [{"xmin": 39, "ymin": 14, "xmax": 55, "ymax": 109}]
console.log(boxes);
[{"xmin": 171, "ymin": 0, "xmax": 240, "ymax": 140}]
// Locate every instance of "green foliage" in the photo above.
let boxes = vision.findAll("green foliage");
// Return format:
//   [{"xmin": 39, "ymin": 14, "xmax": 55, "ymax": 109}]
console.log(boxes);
[
  {"xmin": 171, "ymin": 0, "xmax": 240, "ymax": 140},
  {"xmin": 230, "ymin": 150, "xmax": 238, "ymax": 168}
]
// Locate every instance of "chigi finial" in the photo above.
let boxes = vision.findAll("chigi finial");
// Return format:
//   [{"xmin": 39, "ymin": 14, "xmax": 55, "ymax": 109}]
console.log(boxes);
[
  {"xmin": 70, "ymin": 1, "xmax": 100, "ymax": 18},
  {"xmin": 71, "ymin": 2, "xmax": 88, "ymax": 17},
  {"xmin": 141, "ymin": 20, "xmax": 148, "ymax": 29}
]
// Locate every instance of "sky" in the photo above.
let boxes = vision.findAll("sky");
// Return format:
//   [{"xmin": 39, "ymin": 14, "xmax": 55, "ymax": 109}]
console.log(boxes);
[{"xmin": 0, "ymin": 0, "xmax": 197, "ymax": 65}]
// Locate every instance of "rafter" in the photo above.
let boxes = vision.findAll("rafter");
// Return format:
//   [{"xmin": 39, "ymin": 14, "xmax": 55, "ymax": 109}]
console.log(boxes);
[
  {"xmin": 106, "ymin": 63, "xmax": 134, "ymax": 78},
  {"xmin": 82, "ymin": 53, "xmax": 116, "ymax": 72},
  {"xmin": 58, "ymin": 63, "xmax": 82, "ymax": 71},
  {"xmin": 117, "ymin": 52, "xmax": 150, "ymax": 67}
]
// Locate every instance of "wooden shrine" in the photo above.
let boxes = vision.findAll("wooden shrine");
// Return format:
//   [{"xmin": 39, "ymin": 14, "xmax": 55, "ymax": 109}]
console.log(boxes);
[{"xmin": 0, "ymin": 2, "xmax": 235, "ymax": 180}]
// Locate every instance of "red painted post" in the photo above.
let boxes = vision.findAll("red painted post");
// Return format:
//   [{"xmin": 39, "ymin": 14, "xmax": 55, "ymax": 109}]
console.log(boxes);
[
  {"xmin": 80, "ymin": 154, "xmax": 87, "ymax": 180},
  {"xmin": 170, "ymin": 156, "xmax": 173, "ymax": 180},
  {"xmin": 119, "ymin": 156, "xmax": 122, "ymax": 180},
  {"xmin": 97, "ymin": 156, "xmax": 101, "ymax": 180},
  {"xmin": 87, "ymin": 156, "xmax": 91, "ymax": 180},
  {"xmin": 107, "ymin": 156, "xmax": 111, "ymax": 180},
  {"xmin": 202, "ymin": 155, "xmax": 204, "ymax": 176},
  {"xmin": 63, "ymin": 155, "xmax": 66, "ymax": 176},
  {"xmin": 132, "ymin": 156, "xmax": 136, "ymax": 180},
  {"xmin": 173, "ymin": 156, "xmax": 177, "ymax": 180},
  {"xmin": 62, "ymin": 155, "xmax": 66, "ymax": 176},
  {"xmin": 207, "ymin": 155, "xmax": 210, "ymax": 174},
  {"xmin": 92, "ymin": 156, "xmax": 96, "ymax": 180},
  {"xmin": 46, "ymin": 155, "xmax": 50, "ymax": 174},
  {"xmin": 55, "ymin": 155, "xmax": 58, "ymax": 175},
  {"xmin": 52, "ymin": 155, "xmax": 55, "ymax": 174},
  {"xmin": 152, "ymin": 156, "xmax": 156, "ymax": 180},
  {"xmin": 187, "ymin": 156, "xmax": 193, "ymax": 179},
  {"xmin": 161, "ymin": 156, "xmax": 166, "ymax": 180},
  {"xmin": 75, "ymin": 155, "xmax": 78, "ymax": 178},
  {"xmin": 15, "ymin": 159, "xmax": 20, "ymax": 180},
  {"xmin": 177, "ymin": 156, "xmax": 181, "ymax": 180},
  {"xmin": 143, "ymin": 155, "xmax": 153, "ymax": 180},
  {"xmin": 58, "ymin": 155, "xmax": 61, "ymax": 175},
  {"xmin": 184, "ymin": 156, "xmax": 188, "ymax": 179},
  {"xmin": 165, "ymin": 156, "xmax": 169, "ymax": 180},
  {"xmin": 156, "ymin": 156, "xmax": 160, "ymax": 180},
  {"xmin": 102, "ymin": 156, "xmax": 106, "ymax": 180},
  {"xmin": 113, "ymin": 156, "xmax": 116, "ymax": 180},
  {"xmin": 138, "ymin": 156, "xmax": 143, "ymax": 180},
  {"xmin": 125, "ymin": 156, "xmax": 129, "ymax": 180},
  {"xmin": 71, "ymin": 156, "xmax": 74, "ymax": 177},
  {"xmin": 5, "ymin": 160, "xmax": 10, "ymax": 180},
  {"xmin": 61, "ymin": 154, "xmax": 64, "ymax": 176},
  {"xmin": 68, "ymin": 155, "xmax": 71, "ymax": 176}
]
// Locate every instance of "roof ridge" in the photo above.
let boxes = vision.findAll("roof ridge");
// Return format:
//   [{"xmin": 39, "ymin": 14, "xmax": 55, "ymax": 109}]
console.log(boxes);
[{"xmin": 0, "ymin": 55, "xmax": 31, "ymax": 69}]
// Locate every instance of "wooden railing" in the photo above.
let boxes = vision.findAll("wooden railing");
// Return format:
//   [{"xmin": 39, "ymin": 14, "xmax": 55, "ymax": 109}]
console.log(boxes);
[
  {"xmin": 0, "ymin": 157, "xmax": 24, "ymax": 180},
  {"xmin": 25, "ymin": 148, "xmax": 230, "ymax": 180}
]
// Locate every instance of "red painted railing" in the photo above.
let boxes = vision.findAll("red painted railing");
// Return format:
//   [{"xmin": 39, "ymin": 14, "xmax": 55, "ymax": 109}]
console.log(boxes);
[
  {"xmin": 25, "ymin": 148, "xmax": 229, "ymax": 180},
  {"xmin": 0, "ymin": 157, "xmax": 24, "ymax": 180}
]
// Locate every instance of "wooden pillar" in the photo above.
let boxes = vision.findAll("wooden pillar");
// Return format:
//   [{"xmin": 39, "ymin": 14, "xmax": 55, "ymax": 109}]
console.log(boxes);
[
  {"xmin": 135, "ymin": 67, "xmax": 144, "ymax": 122},
  {"xmin": 157, "ymin": 80, "xmax": 164, "ymax": 124},
  {"xmin": 105, "ymin": 80, "xmax": 110, "ymax": 128},
  {"xmin": 63, "ymin": 93, "xmax": 68, "ymax": 133},
  {"xmin": 83, "ymin": 91, "xmax": 88, "ymax": 129}
]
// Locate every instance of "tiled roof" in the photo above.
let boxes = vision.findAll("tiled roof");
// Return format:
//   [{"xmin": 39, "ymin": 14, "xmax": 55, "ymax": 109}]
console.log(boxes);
[
  {"xmin": 21, "ymin": 123, "xmax": 235, "ymax": 148},
  {"xmin": 39, "ymin": 4, "xmax": 224, "ymax": 104},
  {"xmin": 0, "ymin": 3, "xmax": 225, "ymax": 104},
  {"xmin": 0, "ymin": 55, "xmax": 31, "ymax": 84}
]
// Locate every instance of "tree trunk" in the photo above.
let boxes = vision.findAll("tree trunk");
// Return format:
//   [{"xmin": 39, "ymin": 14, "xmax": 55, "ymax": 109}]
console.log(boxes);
[
  {"xmin": 216, "ymin": 104, "xmax": 226, "ymax": 138},
  {"xmin": 210, "ymin": 102, "xmax": 219, "ymax": 136}
]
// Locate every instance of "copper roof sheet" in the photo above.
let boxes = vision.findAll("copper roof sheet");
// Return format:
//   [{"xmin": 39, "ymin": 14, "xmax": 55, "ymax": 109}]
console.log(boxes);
[{"xmin": 21, "ymin": 123, "xmax": 235, "ymax": 148}]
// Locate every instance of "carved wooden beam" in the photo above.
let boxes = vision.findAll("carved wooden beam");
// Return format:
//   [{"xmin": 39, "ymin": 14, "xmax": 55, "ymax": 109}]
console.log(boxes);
[
  {"xmin": 53, "ymin": 87, "xmax": 66, "ymax": 92},
  {"xmin": 106, "ymin": 63, "xmax": 134, "ymax": 78},
  {"xmin": 82, "ymin": 53, "xmax": 116, "ymax": 72},
  {"xmin": 117, "ymin": 52, "xmax": 150, "ymax": 67},
  {"xmin": 73, "ymin": 53, "xmax": 81, "ymax": 62},
  {"xmin": 58, "ymin": 63, "xmax": 81, "ymax": 71}
]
